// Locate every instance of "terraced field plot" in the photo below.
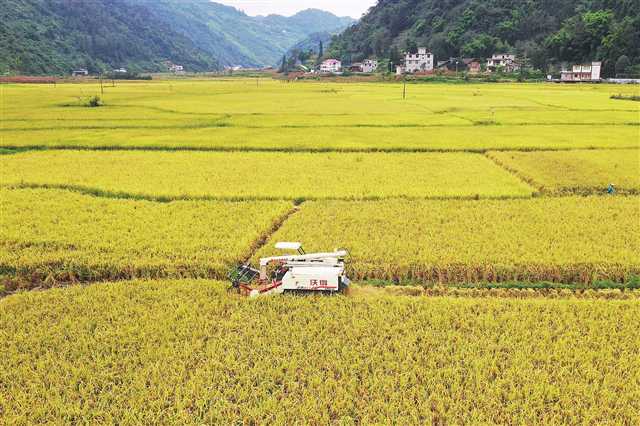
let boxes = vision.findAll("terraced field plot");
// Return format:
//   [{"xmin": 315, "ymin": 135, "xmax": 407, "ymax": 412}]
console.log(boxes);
[
  {"xmin": 0, "ymin": 188, "xmax": 292, "ymax": 290},
  {"xmin": 3, "ymin": 125, "xmax": 637, "ymax": 152},
  {"xmin": 0, "ymin": 150, "xmax": 535, "ymax": 200},
  {"xmin": 1, "ymin": 80, "xmax": 638, "ymax": 151},
  {"xmin": 489, "ymin": 149, "xmax": 640, "ymax": 194},
  {"xmin": 255, "ymin": 197, "xmax": 640, "ymax": 283},
  {"xmin": 1, "ymin": 280, "xmax": 639, "ymax": 424}
]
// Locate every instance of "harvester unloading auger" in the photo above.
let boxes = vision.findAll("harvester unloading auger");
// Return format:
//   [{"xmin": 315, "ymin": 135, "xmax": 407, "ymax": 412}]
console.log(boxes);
[{"xmin": 228, "ymin": 242, "xmax": 350, "ymax": 297}]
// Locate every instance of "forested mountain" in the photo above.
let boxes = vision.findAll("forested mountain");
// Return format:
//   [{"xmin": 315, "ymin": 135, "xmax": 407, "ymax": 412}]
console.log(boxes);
[
  {"xmin": 0, "ymin": 0, "xmax": 354, "ymax": 75},
  {"xmin": 328, "ymin": 0, "xmax": 640, "ymax": 76},
  {"xmin": 0, "ymin": 0, "xmax": 220, "ymax": 74},
  {"xmin": 141, "ymin": 2, "xmax": 354, "ymax": 68},
  {"xmin": 286, "ymin": 32, "xmax": 336, "ymax": 59}
]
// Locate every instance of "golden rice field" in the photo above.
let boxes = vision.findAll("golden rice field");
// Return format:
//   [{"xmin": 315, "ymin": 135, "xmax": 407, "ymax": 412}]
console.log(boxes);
[
  {"xmin": 255, "ymin": 197, "xmax": 640, "ymax": 283},
  {"xmin": 0, "ymin": 150, "xmax": 535, "ymax": 200},
  {"xmin": 3, "ymin": 187, "xmax": 638, "ymax": 289},
  {"xmin": 1, "ymin": 78, "xmax": 640, "ymax": 424},
  {"xmin": 3, "ymin": 124, "xmax": 637, "ymax": 151},
  {"xmin": 1, "ymin": 80, "xmax": 638, "ymax": 151},
  {"xmin": 489, "ymin": 148, "xmax": 640, "ymax": 194},
  {"xmin": 1, "ymin": 280, "xmax": 639, "ymax": 424},
  {"xmin": 1, "ymin": 188, "xmax": 291, "ymax": 290}
]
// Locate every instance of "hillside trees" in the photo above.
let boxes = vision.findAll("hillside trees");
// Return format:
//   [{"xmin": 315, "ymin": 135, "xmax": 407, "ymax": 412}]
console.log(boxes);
[
  {"xmin": 329, "ymin": 0, "xmax": 640, "ymax": 76},
  {"xmin": 0, "ymin": 0, "xmax": 220, "ymax": 74}
]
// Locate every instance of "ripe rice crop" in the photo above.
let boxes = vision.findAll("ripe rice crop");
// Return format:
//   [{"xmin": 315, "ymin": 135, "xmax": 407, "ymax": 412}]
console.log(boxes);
[
  {"xmin": 1, "ymin": 80, "xmax": 638, "ymax": 152},
  {"xmin": 488, "ymin": 149, "xmax": 640, "ymax": 194},
  {"xmin": 255, "ymin": 196, "xmax": 640, "ymax": 284},
  {"xmin": 0, "ymin": 188, "xmax": 292, "ymax": 290},
  {"xmin": 3, "ymin": 125, "xmax": 637, "ymax": 152},
  {"xmin": 1, "ymin": 279, "xmax": 639, "ymax": 424},
  {"xmin": 0, "ymin": 150, "xmax": 535, "ymax": 200},
  {"xmin": 354, "ymin": 284, "xmax": 640, "ymax": 300}
]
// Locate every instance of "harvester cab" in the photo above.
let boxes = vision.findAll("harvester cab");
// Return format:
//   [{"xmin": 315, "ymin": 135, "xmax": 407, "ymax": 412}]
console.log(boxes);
[{"xmin": 228, "ymin": 242, "xmax": 350, "ymax": 297}]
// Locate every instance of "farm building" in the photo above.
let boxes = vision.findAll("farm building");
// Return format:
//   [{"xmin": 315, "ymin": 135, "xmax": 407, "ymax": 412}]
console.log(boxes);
[
  {"xmin": 320, "ymin": 59, "xmax": 342, "ymax": 73},
  {"xmin": 397, "ymin": 47, "xmax": 434, "ymax": 74},
  {"xmin": 561, "ymin": 62, "xmax": 602, "ymax": 82},
  {"xmin": 436, "ymin": 58, "xmax": 468, "ymax": 72},
  {"xmin": 464, "ymin": 58, "xmax": 482, "ymax": 74},
  {"xmin": 71, "ymin": 69, "xmax": 88, "ymax": 77},
  {"xmin": 349, "ymin": 62, "xmax": 363, "ymax": 72},
  {"xmin": 487, "ymin": 54, "xmax": 520, "ymax": 73}
]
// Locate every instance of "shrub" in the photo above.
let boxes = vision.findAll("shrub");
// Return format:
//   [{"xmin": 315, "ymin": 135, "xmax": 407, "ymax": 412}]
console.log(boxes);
[{"xmin": 86, "ymin": 95, "xmax": 102, "ymax": 107}]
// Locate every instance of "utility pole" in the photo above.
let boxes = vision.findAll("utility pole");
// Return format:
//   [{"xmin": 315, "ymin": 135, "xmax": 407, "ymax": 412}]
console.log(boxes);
[
  {"xmin": 402, "ymin": 76, "xmax": 406, "ymax": 100},
  {"xmin": 99, "ymin": 74, "xmax": 104, "ymax": 95}
]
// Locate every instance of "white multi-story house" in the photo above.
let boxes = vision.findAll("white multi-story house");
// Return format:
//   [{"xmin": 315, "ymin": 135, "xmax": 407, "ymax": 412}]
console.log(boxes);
[
  {"xmin": 164, "ymin": 61, "xmax": 185, "ymax": 74},
  {"xmin": 170, "ymin": 64, "xmax": 184, "ymax": 73},
  {"xmin": 320, "ymin": 59, "xmax": 342, "ymax": 73},
  {"xmin": 487, "ymin": 54, "xmax": 520, "ymax": 73},
  {"xmin": 560, "ymin": 62, "xmax": 602, "ymax": 82},
  {"xmin": 362, "ymin": 59, "xmax": 378, "ymax": 73},
  {"xmin": 397, "ymin": 47, "xmax": 434, "ymax": 74}
]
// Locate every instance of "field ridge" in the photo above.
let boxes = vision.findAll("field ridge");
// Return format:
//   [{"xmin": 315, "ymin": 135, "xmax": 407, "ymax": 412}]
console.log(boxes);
[
  {"xmin": 1, "ymin": 182, "xmax": 542, "ymax": 203},
  {"xmin": 4, "ymin": 122, "xmax": 640, "ymax": 132},
  {"xmin": 9, "ymin": 181, "xmax": 639, "ymax": 202},
  {"xmin": 1, "ymin": 145, "xmax": 638, "ymax": 155}
]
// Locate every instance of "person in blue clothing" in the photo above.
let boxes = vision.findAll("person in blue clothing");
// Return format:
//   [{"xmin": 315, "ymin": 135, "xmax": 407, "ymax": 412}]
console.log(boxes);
[{"xmin": 607, "ymin": 183, "xmax": 616, "ymax": 194}]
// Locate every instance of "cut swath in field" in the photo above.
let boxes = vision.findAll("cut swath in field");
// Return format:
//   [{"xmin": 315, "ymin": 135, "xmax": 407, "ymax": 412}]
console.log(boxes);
[
  {"xmin": 254, "ymin": 197, "xmax": 640, "ymax": 284},
  {"xmin": 0, "ymin": 188, "xmax": 293, "ymax": 290},
  {"xmin": 488, "ymin": 149, "xmax": 640, "ymax": 195},
  {"xmin": 0, "ymin": 150, "xmax": 535, "ymax": 200},
  {"xmin": 2, "ymin": 279, "xmax": 639, "ymax": 424}
]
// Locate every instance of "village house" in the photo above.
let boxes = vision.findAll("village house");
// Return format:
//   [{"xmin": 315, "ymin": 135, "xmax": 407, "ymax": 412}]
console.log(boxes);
[
  {"xmin": 561, "ymin": 62, "xmax": 602, "ymax": 82},
  {"xmin": 487, "ymin": 54, "xmax": 519, "ymax": 73},
  {"xmin": 397, "ymin": 47, "xmax": 434, "ymax": 74},
  {"xmin": 362, "ymin": 59, "xmax": 378, "ymax": 73},
  {"xmin": 71, "ymin": 68, "xmax": 89, "ymax": 77},
  {"xmin": 164, "ymin": 61, "xmax": 185, "ymax": 74},
  {"xmin": 463, "ymin": 58, "xmax": 482, "ymax": 74},
  {"xmin": 320, "ymin": 59, "xmax": 342, "ymax": 73},
  {"xmin": 349, "ymin": 62, "xmax": 363, "ymax": 72}
]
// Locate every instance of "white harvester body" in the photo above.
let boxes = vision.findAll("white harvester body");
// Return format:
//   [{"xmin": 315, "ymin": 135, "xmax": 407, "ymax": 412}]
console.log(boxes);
[{"xmin": 229, "ymin": 242, "xmax": 350, "ymax": 297}]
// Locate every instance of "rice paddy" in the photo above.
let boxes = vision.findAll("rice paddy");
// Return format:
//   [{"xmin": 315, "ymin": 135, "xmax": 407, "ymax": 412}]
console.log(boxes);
[
  {"xmin": 1, "ymin": 80, "xmax": 638, "ymax": 151},
  {"xmin": 1, "ymin": 77, "xmax": 639, "ymax": 423},
  {"xmin": 488, "ymin": 149, "xmax": 640, "ymax": 194},
  {"xmin": 1, "ymin": 280, "xmax": 639, "ymax": 424},
  {"xmin": 0, "ymin": 150, "xmax": 535, "ymax": 200}
]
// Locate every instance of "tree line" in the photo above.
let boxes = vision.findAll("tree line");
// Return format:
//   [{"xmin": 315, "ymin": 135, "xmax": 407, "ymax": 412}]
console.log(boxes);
[{"xmin": 327, "ymin": 0, "xmax": 639, "ymax": 77}]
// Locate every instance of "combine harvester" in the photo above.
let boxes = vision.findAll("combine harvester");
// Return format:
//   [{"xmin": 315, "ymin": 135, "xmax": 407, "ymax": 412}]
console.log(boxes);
[{"xmin": 229, "ymin": 242, "xmax": 350, "ymax": 297}]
